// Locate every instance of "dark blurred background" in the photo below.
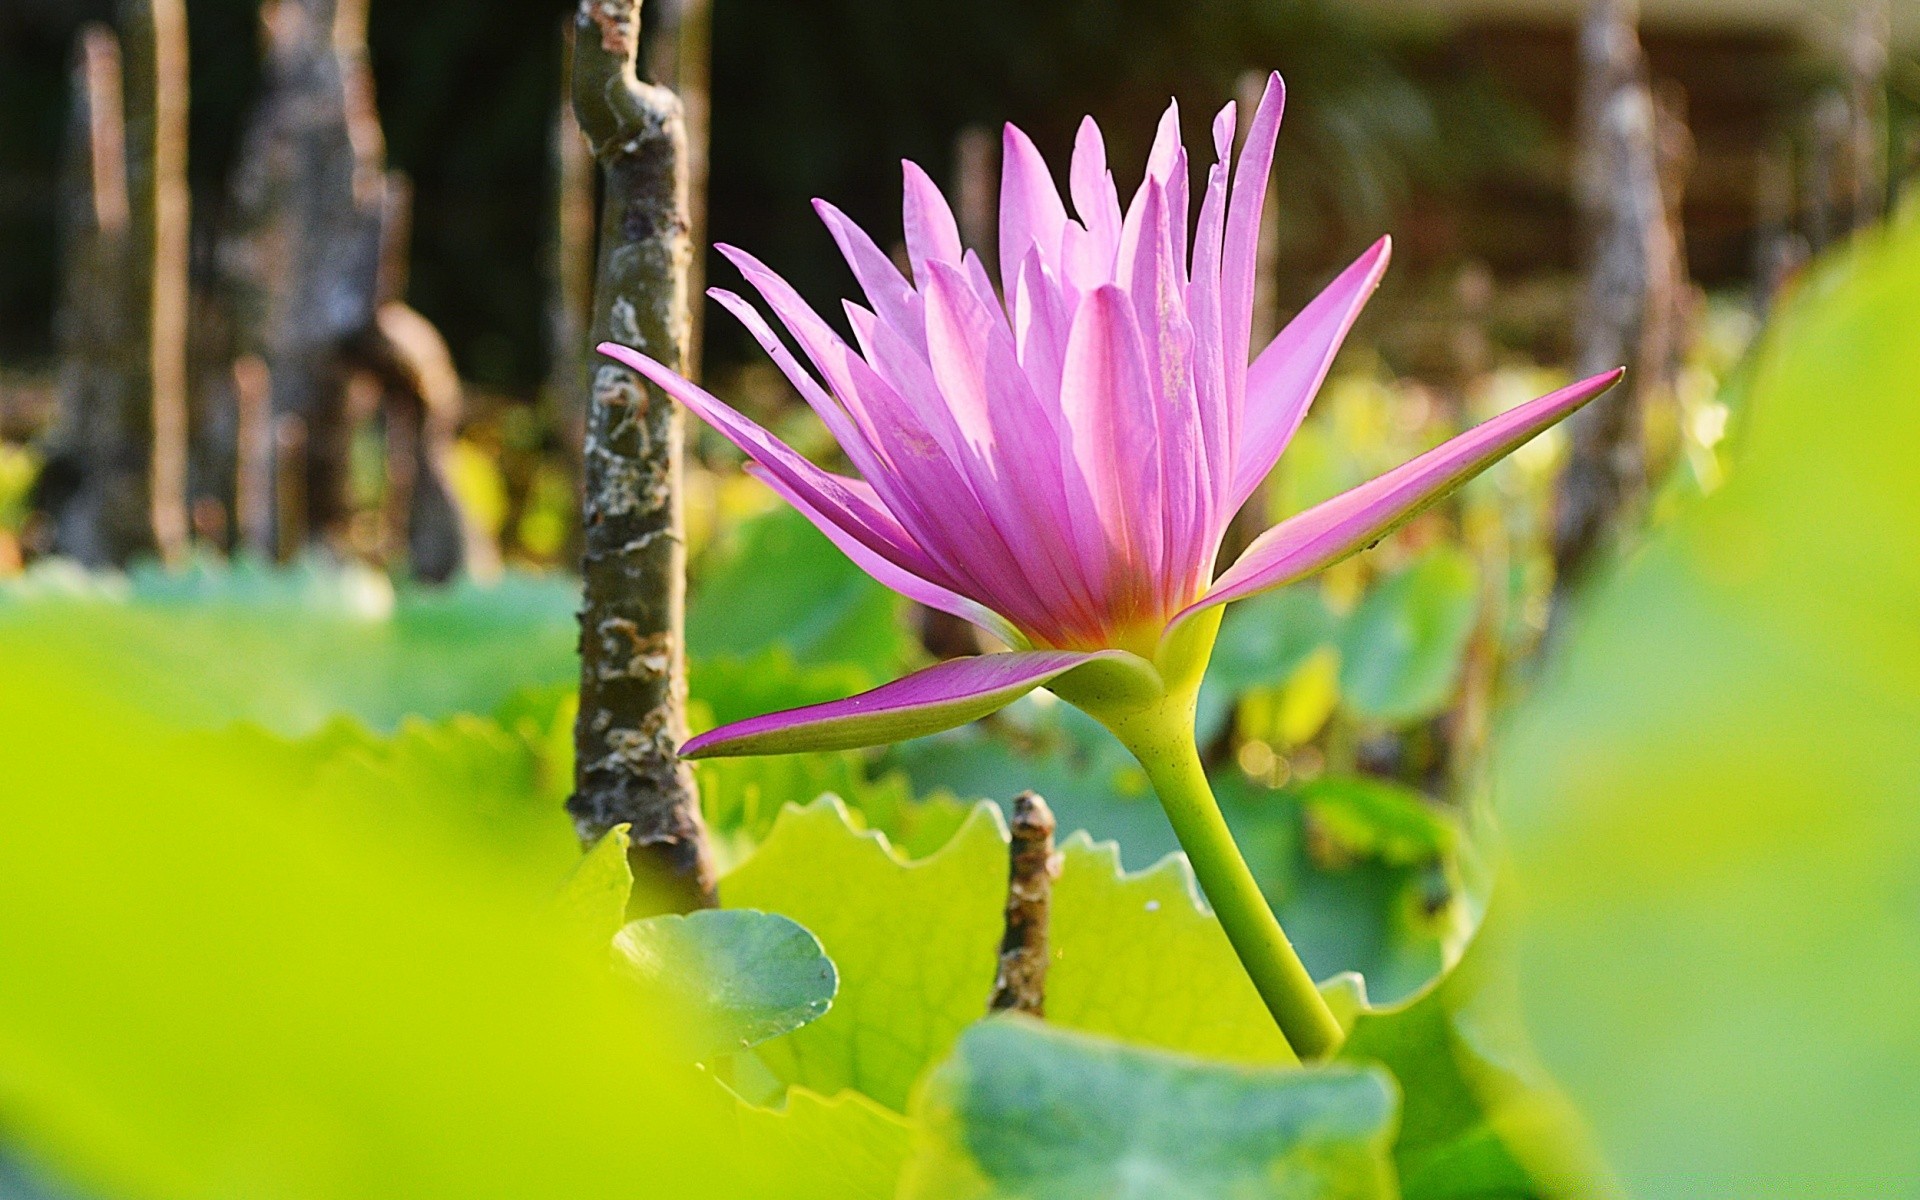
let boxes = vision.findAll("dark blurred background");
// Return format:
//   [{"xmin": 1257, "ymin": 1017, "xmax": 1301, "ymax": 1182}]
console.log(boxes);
[{"xmin": 1, "ymin": 0, "xmax": 1891, "ymax": 393}]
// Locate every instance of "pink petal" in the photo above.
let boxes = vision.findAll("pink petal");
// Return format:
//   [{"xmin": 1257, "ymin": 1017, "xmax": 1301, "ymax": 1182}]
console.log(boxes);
[
  {"xmin": 901, "ymin": 160, "xmax": 965, "ymax": 289},
  {"xmin": 1178, "ymin": 369, "xmax": 1626, "ymax": 625},
  {"xmin": 1125, "ymin": 181, "xmax": 1210, "ymax": 599},
  {"xmin": 1068, "ymin": 117, "xmax": 1122, "ymax": 267},
  {"xmin": 1060, "ymin": 285, "xmax": 1166, "ymax": 602},
  {"xmin": 681, "ymin": 650, "xmax": 1131, "ymax": 757},
  {"xmin": 1116, "ymin": 110, "xmax": 1187, "ymax": 279},
  {"xmin": 1009, "ymin": 248, "xmax": 1070, "ymax": 406},
  {"xmin": 595, "ymin": 342, "xmax": 936, "ymax": 578},
  {"xmin": 707, "ymin": 287, "xmax": 890, "ymax": 483},
  {"xmin": 743, "ymin": 463, "xmax": 1024, "ymax": 650},
  {"xmin": 831, "ymin": 306, "xmax": 1056, "ymax": 623},
  {"xmin": 1230, "ymin": 236, "xmax": 1392, "ymax": 511},
  {"xmin": 1188, "ymin": 156, "xmax": 1232, "ymax": 510},
  {"xmin": 1221, "ymin": 72, "xmax": 1285, "ymax": 448},
  {"xmin": 999, "ymin": 123, "xmax": 1069, "ymax": 289},
  {"xmin": 922, "ymin": 262, "xmax": 1103, "ymax": 629},
  {"xmin": 813, "ymin": 198, "xmax": 924, "ymax": 350}
]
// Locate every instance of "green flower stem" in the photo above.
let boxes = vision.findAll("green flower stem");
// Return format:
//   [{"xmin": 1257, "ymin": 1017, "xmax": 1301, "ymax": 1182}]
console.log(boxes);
[{"xmin": 1112, "ymin": 700, "xmax": 1344, "ymax": 1061}]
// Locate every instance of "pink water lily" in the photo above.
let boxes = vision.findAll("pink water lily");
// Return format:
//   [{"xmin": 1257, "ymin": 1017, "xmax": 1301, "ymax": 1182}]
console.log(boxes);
[
  {"xmin": 603, "ymin": 72, "xmax": 1620, "ymax": 1058},
  {"xmin": 602, "ymin": 73, "xmax": 1620, "ymax": 763}
]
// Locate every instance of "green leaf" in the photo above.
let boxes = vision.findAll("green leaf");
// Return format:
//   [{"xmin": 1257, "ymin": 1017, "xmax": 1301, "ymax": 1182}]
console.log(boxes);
[
  {"xmin": 1492, "ymin": 214, "xmax": 1920, "ymax": 1192},
  {"xmin": 218, "ymin": 711, "xmax": 580, "ymax": 888},
  {"xmin": 0, "ymin": 561, "xmax": 578, "ymax": 734},
  {"xmin": 899, "ymin": 1017, "xmax": 1400, "ymax": 1200},
  {"xmin": 615, "ymin": 909, "xmax": 838, "ymax": 1056},
  {"xmin": 1300, "ymin": 775, "xmax": 1456, "ymax": 867},
  {"xmin": 555, "ymin": 825, "xmax": 633, "ymax": 947},
  {"xmin": 1337, "ymin": 546, "xmax": 1479, "ymax": 723},
  {"xmin": 719, "ymin": 797, "xmax": 1009, "ymax": 1110},
  {"xmin": 1047, "ymin": 834, "xmax": 1297, "ymax": 1065},
  {"xmin": 689, "ymin": 504, "xmax": 910, "ymax": 674},
  {"xmin": 0, "ymin": 636, "xmax": 747, "ymax": 1198},
  {"xmin": 734, "ymin": 1086, "xmax": 913, "ymax": 1200}
]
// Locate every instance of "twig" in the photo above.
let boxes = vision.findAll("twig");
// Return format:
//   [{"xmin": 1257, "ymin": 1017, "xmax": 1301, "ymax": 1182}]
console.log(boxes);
[
  {"xmin": 567, "ymin": 0, "xmax": 716, "ymax": 913},
  {"xmin": 989, "ymin": 792, "xmax": 1058, "ymax": 1017}
]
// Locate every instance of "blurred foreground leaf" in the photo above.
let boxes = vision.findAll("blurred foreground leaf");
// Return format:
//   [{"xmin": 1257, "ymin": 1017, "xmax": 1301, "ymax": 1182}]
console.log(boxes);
[
  {"xmin": 1494, "ymin": 212, "xmax": 1920, "ymax": 1192},
  {"xmin": 615, "ymin": 909, "xmax": 838, "ymax": 1057},
  {"xmin": 0, "ymin": 643, "xmax": 742, "ymax": 1199},
  {"xmin": 555, "ymin": 825, "xmax": 633, "ymax": 947},
  {"xmin": 0, "ymin": 561, "xmax": 577, "ymax": 733},
  {"xmin": 898, "ymin": 1018, "xmax": 1399, "ymax": 1199}
]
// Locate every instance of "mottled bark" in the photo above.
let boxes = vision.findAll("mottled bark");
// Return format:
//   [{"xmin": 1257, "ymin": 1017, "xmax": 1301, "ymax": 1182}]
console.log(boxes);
[
  {"xmin": 217, "ymin": 0, "xmax": 386, "ymax": 558},
  {"xmin": 123, "ymin": 0, "xmax": 191, "ymax": 565},
  {"xmin": 38, "ymin": 25, "xmax": 151, "ymax": 567},
  {"xmin": 568, "ymin": 0, "xmax": 715, "ymax": 912},
  {"xmin": 989, "ymin": 792, "xmax": 1058, "ymax": 1017},
  {"xmin": 1550, "ymin": 0, "xmax": 1686, "ymax": 608}
]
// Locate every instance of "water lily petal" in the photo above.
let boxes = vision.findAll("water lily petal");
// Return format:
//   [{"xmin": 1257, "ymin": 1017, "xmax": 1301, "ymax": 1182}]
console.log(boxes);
[
  {"xmin": 681, "ymin": 650, "xmax": 1146, "ymax": 758},
  {"xmin": 742, "ymin": 462, "xmax": 1024, "ymax": 650},
  {"xmin": 595, "ymin": 342, "xmax": 935, "ymax": 578},
  {"xmin": 999, "ymin": 123, "xmax": 1070, "ymax": 289},
  {"xmin": 1221, "ymin": 72, "xmax": 1285, "ymax": 447},
  {"xmin": 1180, "ymin": 368, "xmax": 1626, "ymax": 625},
  {"xmin": 1061, "ymin": 285, "xmax": 1166, "ymax": 608},
  {"xmin": 1230, "ymin": 236, "xmax": 1392, "ymax": 511},
  {"xmin": 901, "ymin": 160, "xmax": 965, "ymax": 289},
  {"xmin": 707, "ymin": 288, "xmax": 890, "ymax": 484},
  {"xmin": 1068, "ymin": 117, "xmax": 1123, "ymax": 269},
  {"xmin": 813, "ymin": 198, "xmax": 924, "ymax": 350}
]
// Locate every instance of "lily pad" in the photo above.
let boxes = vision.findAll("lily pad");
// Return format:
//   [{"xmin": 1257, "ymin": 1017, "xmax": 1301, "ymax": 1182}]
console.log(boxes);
[
  {"xmin": 614, "ymin": 909, "xmax": 838, "ymax": 1056},
  {"xmin": 899, "ymin": 1017, "xmax": 1400, "ymax": 1199}
]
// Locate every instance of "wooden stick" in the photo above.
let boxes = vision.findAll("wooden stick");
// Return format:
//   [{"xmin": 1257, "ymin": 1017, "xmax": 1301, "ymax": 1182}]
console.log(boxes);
[{"xmin": 989, "ymin": 792, "xmax": 1059, "ymax": 1017}]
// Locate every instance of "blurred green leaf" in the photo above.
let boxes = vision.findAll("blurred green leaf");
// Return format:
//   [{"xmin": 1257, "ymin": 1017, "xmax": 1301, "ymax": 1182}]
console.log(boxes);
[
  {"xmin": 1047, "ymin": 834, "xmax": 1297, "ymax": 1065},
  {"xmin": 720, "ymin": 797, "xmax": 1009, "ymax": 1110},
  {"xmin": 1197, "ymin": 585, "xmax": 1339, "ymax": 744},
  {"xmin": 898, "ymin": 1018, "xmax": 1399, "ymax": 1200},
  {"xmin": 615, "ymin": 909, "xmax": 838, "ymax": 1056},
  {"xmin": 0, "ymin": 561, "xmax": 578, "ymax": 734},
  {"xmin": 554, "ymin": 825, "xmax": 633, "ymax": 947},
  {"xmin": 1494, "ymin": 214, "xmax": 1920, "ymax": 1193},
  {"xmin": 689, "ymin": 504, "xmax": 910, "ymax": 675},
  {"xmin": 222, "ymin": 711, "xmax": 579, "ymax": 886},
  {"xmin": 1338, "ymin": 546, "xmax": 1479, "ymax": 723},
  {"xmin": 0, "ymin": 641, "xmax": 743, "ymax": 1199},
  {"xmin": 1300, "ymin": 775, "xmax": 1456, "ymax": 867},
  {"xmin": 691, "ymin": 645, "xmax": 880, "ymax": 730}
]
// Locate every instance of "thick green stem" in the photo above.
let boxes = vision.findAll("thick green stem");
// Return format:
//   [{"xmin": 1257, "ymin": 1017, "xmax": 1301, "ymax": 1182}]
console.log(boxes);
[{"xmin": 1111, "ymin": 698, "xmax": 1343, "ymax": 1060}]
